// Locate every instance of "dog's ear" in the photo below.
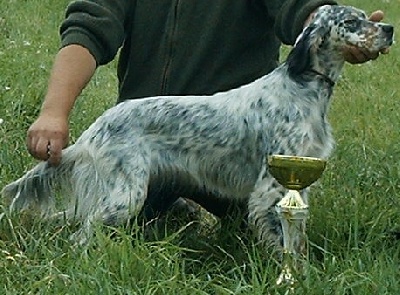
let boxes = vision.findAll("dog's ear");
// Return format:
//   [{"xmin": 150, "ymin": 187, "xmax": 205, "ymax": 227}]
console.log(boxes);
[{"xmin": 286, "ymin": 26, "xmax": 315, "ymax": 77}]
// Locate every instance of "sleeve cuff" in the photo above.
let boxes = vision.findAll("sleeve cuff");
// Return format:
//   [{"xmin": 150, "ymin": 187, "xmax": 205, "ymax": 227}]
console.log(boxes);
[
  {"xmin": 61, "ymin": 29, "xmax": 109, "ymax": 66},
  {"xmin": 278, "ymin": 0, "xmax": 337, "ymax": 45}
]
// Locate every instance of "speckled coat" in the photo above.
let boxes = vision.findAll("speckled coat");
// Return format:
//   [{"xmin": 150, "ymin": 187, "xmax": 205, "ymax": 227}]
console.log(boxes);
[{"xmin": 2, "ymin": 5, "xmax": 394, "ymax": 246}]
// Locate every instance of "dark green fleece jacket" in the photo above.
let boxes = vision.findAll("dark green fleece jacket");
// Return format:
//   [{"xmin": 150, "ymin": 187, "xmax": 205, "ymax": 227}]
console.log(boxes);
[{"xmin": 60, "ymin": 0, "xmax": 336, "ymax": 102}]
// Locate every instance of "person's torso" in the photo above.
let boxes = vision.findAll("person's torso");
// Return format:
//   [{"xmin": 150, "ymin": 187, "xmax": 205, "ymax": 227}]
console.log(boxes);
[{"xmin": 117, "ymin": 0, "xmax": 280, "ymax": 101}]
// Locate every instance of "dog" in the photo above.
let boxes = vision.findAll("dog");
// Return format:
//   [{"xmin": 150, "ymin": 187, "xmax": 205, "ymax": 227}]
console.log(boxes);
[{"xmin": 2, "ymin": 5, "xmax": 394, "ymax": 249}]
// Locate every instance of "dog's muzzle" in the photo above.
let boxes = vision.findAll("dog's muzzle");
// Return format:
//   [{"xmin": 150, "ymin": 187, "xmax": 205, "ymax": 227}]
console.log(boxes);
[{"xmin": 382, "ymin": 24, "xmax": 394, "ymax": 45}]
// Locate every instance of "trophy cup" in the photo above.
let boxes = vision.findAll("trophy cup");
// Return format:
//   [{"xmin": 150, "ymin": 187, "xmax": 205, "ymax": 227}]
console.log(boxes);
[{"xmin": 268, "ymin": 155, "xmax": 326, "ymax": 286}]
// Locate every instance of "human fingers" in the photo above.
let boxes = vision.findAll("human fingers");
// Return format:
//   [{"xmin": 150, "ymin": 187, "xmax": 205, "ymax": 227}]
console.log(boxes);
[
  {"xmin": 343, "ymin": 45, "xmax": 380, "ymax": 64},
  {"xmin": 34, "ymin": 137, "xmax": 52, "ymax": 162},
  {"xmin": 27, "ymin": 133, "xmax": 66, "ymax": 165},
  {"xmin": 357, "ymin": 47, "xmax": 380, "ymax": 61},
  {"xmin": 368, "ymin": 10, "xmax": 384, "ymax": 22},
  {"xmin": 369, "ymin": 11, "xmax": 390, "ymax": 56},
  {"xmin": 26, "ymin": 116, "xmax": 69, "ymax": 164},
  {"xmin": 343, "ymin": 46, "xmax": 368, "ymax": 64},
  {"xmin": 26, "ymin": 125, "xmax": 48, "ymax": 160},
  {"xmin": 26, "ymin": 128, "xmax": 39, "ymax": 159},
  {"xmin": 380, "ymin": 47, "xmax": 390, "ymax": 54},
  {"xmin": 47, "ymin": 138, "xmax": 63, "ymax": 166}
]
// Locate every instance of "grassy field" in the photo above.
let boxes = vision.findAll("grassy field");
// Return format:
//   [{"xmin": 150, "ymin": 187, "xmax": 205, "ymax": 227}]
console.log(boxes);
[{"xmin": 0, "ymin": 0, "xmax": 399, "ymax": 294}]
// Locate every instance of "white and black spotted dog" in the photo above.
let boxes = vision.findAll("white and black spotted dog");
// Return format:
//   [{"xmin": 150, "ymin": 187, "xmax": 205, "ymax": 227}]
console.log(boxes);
[{"xmin": 2, "ymin": 5, "xmax": 394, "ymax": 247}]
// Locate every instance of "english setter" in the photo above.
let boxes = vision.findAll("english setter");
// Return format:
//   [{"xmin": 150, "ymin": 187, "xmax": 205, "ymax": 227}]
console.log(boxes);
[{"xmin": 2, "ymin": 6, "xmax": 394, "ymax": 251}]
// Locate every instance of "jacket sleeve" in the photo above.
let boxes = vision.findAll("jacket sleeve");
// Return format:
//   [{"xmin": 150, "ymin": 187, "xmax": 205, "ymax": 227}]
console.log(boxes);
[
  {"xmin": 262, "ymin": 0, "xmax": 337, "ymax": 45},
  {"xmin": 60, "ymin": 0, "xmax": 133, "ymax": 65}
]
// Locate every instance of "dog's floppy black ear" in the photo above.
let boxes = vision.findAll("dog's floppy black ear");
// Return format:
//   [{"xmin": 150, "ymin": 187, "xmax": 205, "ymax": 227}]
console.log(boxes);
[{"xmin": 286, "ymin": 25, "xmax": 315, "ymax": 77}]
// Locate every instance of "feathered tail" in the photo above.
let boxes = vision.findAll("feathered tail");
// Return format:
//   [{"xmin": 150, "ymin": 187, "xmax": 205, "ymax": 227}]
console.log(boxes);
[{"xmin": 1, "ymin": 148, "xmax": 76, "ymax": 216}]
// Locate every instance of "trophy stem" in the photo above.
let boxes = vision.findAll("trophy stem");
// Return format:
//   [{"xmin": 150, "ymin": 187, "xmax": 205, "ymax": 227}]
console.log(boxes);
[
  {"xmin": 267, "ymin": 155, "xmax": 326, "ymax": 289},
  {"xmin": 275, "ymin": 190, "xmax": 309, "ymax": 286}
]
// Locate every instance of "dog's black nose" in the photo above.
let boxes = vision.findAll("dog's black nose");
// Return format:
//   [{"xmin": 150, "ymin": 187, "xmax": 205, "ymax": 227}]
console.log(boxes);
[{"xmin": 382, "ymin": 25, "xmax": 394, "ymax": 36}]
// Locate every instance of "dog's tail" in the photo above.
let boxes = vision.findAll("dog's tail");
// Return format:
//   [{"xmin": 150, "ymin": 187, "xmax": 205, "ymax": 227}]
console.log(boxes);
[{"xmin": 1, "ymin": 147, "xmax": 76, "ymax": 216}]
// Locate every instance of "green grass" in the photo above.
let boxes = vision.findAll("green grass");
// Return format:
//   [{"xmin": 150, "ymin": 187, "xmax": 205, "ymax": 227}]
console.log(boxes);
[{"xmin": 1, "ymin": 0, "xmax": 399, "ymax": 294}]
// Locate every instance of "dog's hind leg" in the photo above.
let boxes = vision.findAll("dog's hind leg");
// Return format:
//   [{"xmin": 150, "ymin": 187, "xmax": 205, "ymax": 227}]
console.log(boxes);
[{"xmin": 68, "ymin": 145, "xmax": 151, "ymax": 244}]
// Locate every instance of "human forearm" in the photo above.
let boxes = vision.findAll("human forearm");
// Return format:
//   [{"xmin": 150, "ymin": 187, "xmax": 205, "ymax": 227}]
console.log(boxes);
[
  {"xmin": 40, "ymin": 44, "xmax": 97, "ymax": 118},
  {"xmin": 27, "ymin": 44, "xmax": 96, "ymax": 165}
]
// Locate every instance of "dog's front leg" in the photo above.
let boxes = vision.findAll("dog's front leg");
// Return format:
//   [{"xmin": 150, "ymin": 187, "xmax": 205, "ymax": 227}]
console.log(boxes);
[{"xmin": 248, "ymin": 165, "xmax": 287, "ymax": 249}]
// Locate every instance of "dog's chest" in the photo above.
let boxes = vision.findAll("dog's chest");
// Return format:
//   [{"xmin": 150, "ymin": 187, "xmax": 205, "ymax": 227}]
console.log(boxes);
[{"xmin": 266, "ymin": 99, "xmax": 333, "ymax": 159}]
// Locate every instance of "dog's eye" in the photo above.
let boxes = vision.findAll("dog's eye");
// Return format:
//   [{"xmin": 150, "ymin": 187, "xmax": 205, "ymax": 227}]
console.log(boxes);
[
  {"xmin": 341, "ymin": 19, "xmax": 360, "ymax": 32},
  {"xmin": 343, "ymin": 19, "xmax": 358, "ymax": 28}
]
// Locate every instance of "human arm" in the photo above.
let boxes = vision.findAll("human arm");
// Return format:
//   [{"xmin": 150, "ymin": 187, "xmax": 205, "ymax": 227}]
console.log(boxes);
[
  {"xmin": 27, "ymin": 44, "xmax": 96, "ymax": 166},
  {"xmin": 27, "ymin": 0, "xmax": 132, "ymax": 165}
]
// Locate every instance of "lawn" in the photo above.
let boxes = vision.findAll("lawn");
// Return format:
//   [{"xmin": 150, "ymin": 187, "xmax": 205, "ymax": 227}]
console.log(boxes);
[{"xmin": 0, "ymin": 0, "xmax": 399, "ymax": 294}]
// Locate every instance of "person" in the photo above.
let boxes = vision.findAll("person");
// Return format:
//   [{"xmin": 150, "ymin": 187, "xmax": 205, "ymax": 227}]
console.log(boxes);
[{"xmin": 25, "ymin": 0, "xmax": 389, "ymax": 218}]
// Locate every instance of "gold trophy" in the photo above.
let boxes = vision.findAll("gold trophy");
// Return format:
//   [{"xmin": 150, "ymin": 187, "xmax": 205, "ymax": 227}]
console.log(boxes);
[{"xmin": 268, "ymin": 155, "xmax": 326, "ymax": 286}]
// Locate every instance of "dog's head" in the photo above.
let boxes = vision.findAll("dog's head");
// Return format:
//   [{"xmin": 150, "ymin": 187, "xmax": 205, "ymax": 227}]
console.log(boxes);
[
  {"xmin": 287, "ymin": 5, "xmax": 394, "ymax": 76},
  {"xmin": 310, "ymin": 5, "xmax": 394, "ymax": 52}
]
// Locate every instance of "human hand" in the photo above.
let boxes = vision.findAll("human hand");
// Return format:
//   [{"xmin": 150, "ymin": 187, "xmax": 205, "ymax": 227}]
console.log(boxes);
[
  {"xmin": 26, "ymin": 113, "xmax": 69, "ymax": 166},
  {"xmin": 343, "ymin": 10, "xmax": 390, "ymax": 64}
]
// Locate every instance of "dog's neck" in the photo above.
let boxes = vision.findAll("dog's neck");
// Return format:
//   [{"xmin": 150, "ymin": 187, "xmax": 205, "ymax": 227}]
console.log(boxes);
[
  {"xmin": 309, "ymin": 48, "xmax": 346, "ymax": 87},
  {"xmin": 305, "ymin": 68, "xmax": 336, "ymax": 87},
  {"xmin": 285, "ymin": 28, "xmax": 346, "ymax": 89}
]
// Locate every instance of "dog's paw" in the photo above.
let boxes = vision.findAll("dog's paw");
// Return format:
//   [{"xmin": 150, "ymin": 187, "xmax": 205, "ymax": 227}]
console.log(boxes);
[{"xmin": 69, "ymin": 221, "xmax": 94, "ymax": 247}]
